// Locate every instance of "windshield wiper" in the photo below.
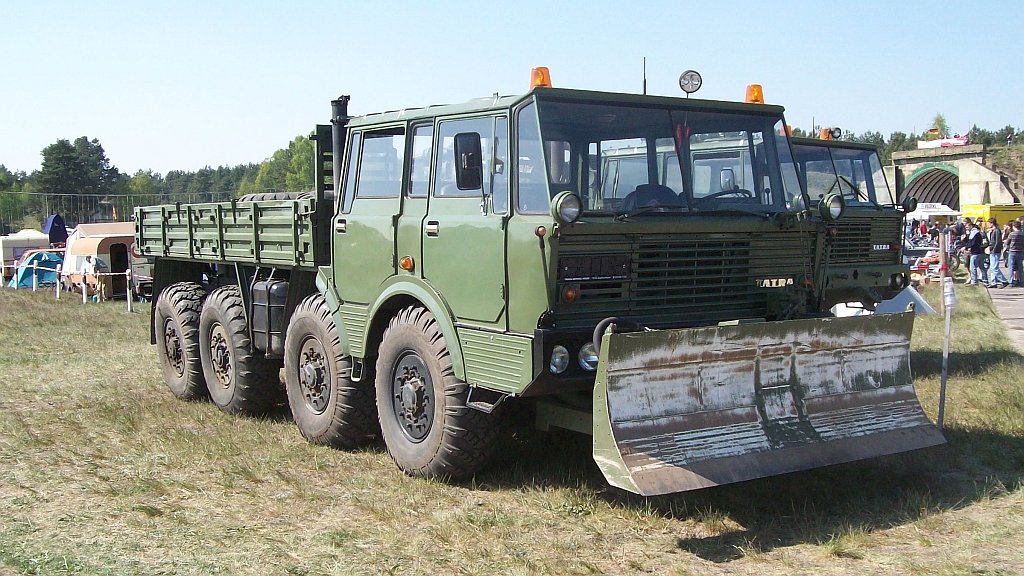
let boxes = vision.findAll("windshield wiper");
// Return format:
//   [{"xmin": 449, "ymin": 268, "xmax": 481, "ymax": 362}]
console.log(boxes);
[
  {"xmin": 693, "ymin": 206, "xmax": 772, "ymax": 218},
  {"xmin": 613, "ymin": 204, "xmax": 687, "ymax": 221},
  {"xmin": 833, "ymin": 175, "xmax": 881, "ymax": 209}
]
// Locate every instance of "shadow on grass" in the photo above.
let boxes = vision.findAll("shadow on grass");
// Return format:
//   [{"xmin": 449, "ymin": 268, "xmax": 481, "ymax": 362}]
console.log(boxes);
[
  {"xmin": 912, "ymin": 348, "xmax": 1024, "ymax": 378},
  {"xmin": 474, "ymin": 412, "xmax": 1024, "ymax": 564},
  {"xmin": 247, "ymin": 382, "xmax": 1024, "ymax": 565}
]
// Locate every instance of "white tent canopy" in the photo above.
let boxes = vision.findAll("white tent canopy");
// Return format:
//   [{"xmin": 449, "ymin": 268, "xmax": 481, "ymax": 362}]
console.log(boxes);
[{"xmin": 907, "ymin": 203, "xmax": 960, "ymax": 221}]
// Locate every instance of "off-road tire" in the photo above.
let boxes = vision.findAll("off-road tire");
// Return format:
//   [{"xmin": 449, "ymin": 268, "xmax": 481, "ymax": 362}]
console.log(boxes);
[
  {"xmin": 375, "ymin": 306, "xmax": 501, "ymax": 479},
  {"xmin": 284, "ymin": 294, "xmax": 377, "ymax": 447},
  {"xmin": 199, "ymin": 285, "xmax": 282, "ymax": 415},
  {"xmin": 155, "ymin": 282, "xmax": 208, "ymax": 400}
]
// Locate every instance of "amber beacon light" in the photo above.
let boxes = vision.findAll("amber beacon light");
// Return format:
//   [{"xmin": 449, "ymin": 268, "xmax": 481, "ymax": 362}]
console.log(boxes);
[
  {"xmin": 745, "ymin": 84, "xmax": 764, "ymax": 104},
  {"xmin": 531, "ymin": 67, "xmax": 552, "ymax": 89}
]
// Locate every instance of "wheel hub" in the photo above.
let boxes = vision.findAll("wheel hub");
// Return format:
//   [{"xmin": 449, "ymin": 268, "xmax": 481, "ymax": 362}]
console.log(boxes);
[
  {"xmin": 392, "ymin": 353, "xmax": 432, "ymax": 441},
  {"xmin": 163, "ymin": 321, "xmax": 185, "ymax": 377},
  {"xmin": 299, "ymin": 338, "xmax": 330, "ymax": 414},
  {"xmin": 208, "ymin": 324, "xmax": 232, "ymax": 389}
]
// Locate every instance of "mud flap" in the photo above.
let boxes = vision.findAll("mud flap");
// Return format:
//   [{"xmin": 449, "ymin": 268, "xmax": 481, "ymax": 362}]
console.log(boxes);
[{"xmin": 593, "ymin": 312, "xmax": 945, "ymax": 496}]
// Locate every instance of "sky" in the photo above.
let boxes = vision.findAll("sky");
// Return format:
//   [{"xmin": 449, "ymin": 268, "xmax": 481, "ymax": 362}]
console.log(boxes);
[{"xmin": 2, "ymin": 1, "xmax": 1022, "ymax": 177}]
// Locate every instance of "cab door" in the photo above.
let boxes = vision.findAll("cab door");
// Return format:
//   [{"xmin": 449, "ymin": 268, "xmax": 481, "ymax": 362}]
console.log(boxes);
[
  {"xmin": 421, "ymin": 116, "xmax": 509, "ymax": 327},
  {"xmin": 333, "ymin": 127, "xmax": 406, "ymax": 305}
]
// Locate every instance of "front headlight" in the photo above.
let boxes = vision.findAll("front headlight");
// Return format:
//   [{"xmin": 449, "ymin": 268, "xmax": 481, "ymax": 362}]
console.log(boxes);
[
  {"xmin": 578, "ymin": 342, "xmax": 599, "ymax": 371},
  {"xmin": 550, "ymin": 191, "xmax": 582, "ymax": 224},
  {"xmin": 549, "ymin": 345, "xmax": 570, "ymax": 374},
  {"xmin": 818, "ymin": 192, "xmax": 845, "ymax": 222}
]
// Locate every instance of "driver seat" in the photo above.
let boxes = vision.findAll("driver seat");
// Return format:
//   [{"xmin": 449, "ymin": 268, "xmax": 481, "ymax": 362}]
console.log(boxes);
[{"xmin": 621, "ymin": 184, "xmax": 680, "ymax": 212}]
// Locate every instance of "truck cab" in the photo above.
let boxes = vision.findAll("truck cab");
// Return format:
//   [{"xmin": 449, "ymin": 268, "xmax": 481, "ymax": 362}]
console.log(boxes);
[
  {"xmin": 326, "ymin": 87, "xmax": 821, "ymax": 396},
  {"xmin": 790, "ymin": 136, "xmax": 911, "ymax": 309}
]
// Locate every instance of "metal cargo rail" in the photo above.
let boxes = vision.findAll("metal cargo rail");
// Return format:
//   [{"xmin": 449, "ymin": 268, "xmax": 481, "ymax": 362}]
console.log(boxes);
[{"xmin": 134, "ymin": 197, "xmax": 320, "ymax": 268}]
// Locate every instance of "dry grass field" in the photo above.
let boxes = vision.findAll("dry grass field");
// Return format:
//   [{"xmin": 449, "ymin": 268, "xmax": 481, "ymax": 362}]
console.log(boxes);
[{"xmin": 1, "ymin": 285, "xmax": 1022, "ymax": 575}]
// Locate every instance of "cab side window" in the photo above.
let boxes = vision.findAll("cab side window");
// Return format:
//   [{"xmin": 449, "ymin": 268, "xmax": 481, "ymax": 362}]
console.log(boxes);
[
  {"xmin": 341, "ymin": 132, "xmax": 361, "ymax": 213},
  {"xmin": 407, "ymin": 124, "xmax": 433, "ymax": 198},
  {"xmin": 354, "ymin": 127, "xmax": 405, "ymax": 200},
  {"xmin": 434, "ymin": 117, "xmax": 492, "ymax": 198},
  {"xmin": 492, "ymin": 116, "xmax": 509, "ymax": 214}
]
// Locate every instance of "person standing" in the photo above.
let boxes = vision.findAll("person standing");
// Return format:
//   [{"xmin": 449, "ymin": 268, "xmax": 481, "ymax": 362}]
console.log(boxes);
[
  {"xmin": 1002, "ymin": 221, "xmax": 1013, "ymax": 266},
  {"xmin": 965, "ymin": 219, "xmax": 988, "ymax": 285},
  {"xmin": 986, "ymin": 217, "xmax": 1009, "ymax": 287},
  {"xmin": 1007, "ymin": 220, "xmax": 1024, "ymax": 287}
]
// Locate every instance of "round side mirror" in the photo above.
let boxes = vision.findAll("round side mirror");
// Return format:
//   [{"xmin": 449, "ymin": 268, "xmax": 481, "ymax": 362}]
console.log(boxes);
[{"xmin": 901, "ymin": 196, "xmax": 918, "ymax": 213}]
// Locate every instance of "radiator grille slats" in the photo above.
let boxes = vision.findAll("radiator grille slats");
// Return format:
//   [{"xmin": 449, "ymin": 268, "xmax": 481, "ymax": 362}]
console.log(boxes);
[
  {"xmin": 830, "ymin": 216, "xmax": 901, "ymax": 265},
  {"xmin": 557, "ymin": 231, "xmax": 813, "ymax": 327}
]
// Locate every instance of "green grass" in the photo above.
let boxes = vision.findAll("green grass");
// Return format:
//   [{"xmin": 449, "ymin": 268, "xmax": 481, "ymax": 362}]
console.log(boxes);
[{"xmin": 1, "ymin": 287, "xmax": 1023, "ymax": 575}]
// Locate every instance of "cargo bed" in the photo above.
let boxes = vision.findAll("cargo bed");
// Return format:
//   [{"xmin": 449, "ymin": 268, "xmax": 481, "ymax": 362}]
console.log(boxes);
[{"xmin": 134, "ymin": 197, "xmax": 321, "ymax": 269}]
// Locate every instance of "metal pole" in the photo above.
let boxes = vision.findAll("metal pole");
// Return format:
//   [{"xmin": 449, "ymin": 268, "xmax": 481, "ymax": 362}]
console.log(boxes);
[
  {"xmin": 126, "ymin": 270, "xmax": 133, "ymax": 313},
  {"xmin": 55, "ymin": 265, "xmax": 61, "ymax": 300},
  {"xmin": 82, "ymin": 281, "xmax": 88, "ymax": 304},
  {"xmin": 32, "ymin": 262, "xmax": 38, "ymax": 291},
  {"xmin": 938, "ymin": 232, "xmax": 948, "ymax": 314},
  {"xmin": 938, "ymin": 276, "xmax": 956, "ymax": 429}
]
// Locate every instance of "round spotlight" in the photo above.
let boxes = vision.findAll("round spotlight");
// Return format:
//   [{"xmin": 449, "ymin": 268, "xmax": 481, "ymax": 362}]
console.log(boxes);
[
  {"xmin": 679, "ymin": 70, "xmax": 702, "ymax": 95},
  {"xmin": 549, "ymin": 345, "xmax": 570, "ymax": 374},
  {"xmin": 818, "ymin": 193, "xmax": 845, "ymax": 222},
  {"xmin": 550, "ymin": 191, "xmax": 582, "ymax": 224},
  {"xmin": 578, "ymin": 342, "xmax": 599, "ymax": 371}
]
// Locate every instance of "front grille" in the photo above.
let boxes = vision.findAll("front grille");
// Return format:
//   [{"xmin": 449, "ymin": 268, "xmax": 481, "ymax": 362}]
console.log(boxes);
[
  {"xmin": 830, "ymin": 216, "xmax": 901, "ymax": 265},
  {"xmin": 556, "ymin": 230, "xmax": 813, "ymax": 327}
]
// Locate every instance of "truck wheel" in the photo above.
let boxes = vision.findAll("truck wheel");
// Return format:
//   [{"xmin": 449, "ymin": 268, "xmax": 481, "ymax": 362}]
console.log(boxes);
[
  {"xmin": 155, "ymin": 282, "xmax": 208, "ymax": 400},
  {"xmin": 375, "ymin": 306, "xmax": 500, "ymax": 479},
  {"xmin": 199, "ymin": 285, "xmax": 282, "ymax": 415},
  {"xmin": 284, "ymin": 294, "xmax": 377, "ymax": 447}
]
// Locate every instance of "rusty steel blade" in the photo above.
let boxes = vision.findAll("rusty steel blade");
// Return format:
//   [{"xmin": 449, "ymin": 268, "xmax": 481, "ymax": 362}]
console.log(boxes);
[{"xmin": 593, "ymin": 311, "xmax": 945, "ymax": 496}]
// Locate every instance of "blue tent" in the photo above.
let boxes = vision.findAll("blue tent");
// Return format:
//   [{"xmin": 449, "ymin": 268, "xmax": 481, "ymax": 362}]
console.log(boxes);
[{"xmin": 7, "ymin": 251, "xmax": 63, "ymax": 289}]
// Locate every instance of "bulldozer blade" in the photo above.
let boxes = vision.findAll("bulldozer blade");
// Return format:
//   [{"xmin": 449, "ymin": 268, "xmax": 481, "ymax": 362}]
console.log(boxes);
[{"xmin": 593, "ymin": 311, "xmax": 944, "ymax": 496}]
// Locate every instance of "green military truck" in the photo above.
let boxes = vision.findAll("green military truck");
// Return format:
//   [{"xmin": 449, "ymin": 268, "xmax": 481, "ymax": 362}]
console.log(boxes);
[
  {"xmin": 136, "ymin": 79, "xmax": 943, "ymax": 496},
  {"xmin": 790, "ymin": 136, "xmax": 914, "ymax": 310}
]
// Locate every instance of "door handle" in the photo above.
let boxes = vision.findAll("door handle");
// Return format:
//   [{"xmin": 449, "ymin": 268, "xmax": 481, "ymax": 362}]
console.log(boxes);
[
  {"xmin": 425, "ymin": 221, "xmax": 439, "ymax": 237},
  {"xmin": 335, "ymin": 218, "xmax": 347, "ymax": 233}
]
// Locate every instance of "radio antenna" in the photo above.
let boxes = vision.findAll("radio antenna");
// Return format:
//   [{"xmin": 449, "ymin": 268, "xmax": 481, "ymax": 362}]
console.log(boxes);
[{"xmin": 642, "ymin": 57, "xmax": 647, "ymax": 95}]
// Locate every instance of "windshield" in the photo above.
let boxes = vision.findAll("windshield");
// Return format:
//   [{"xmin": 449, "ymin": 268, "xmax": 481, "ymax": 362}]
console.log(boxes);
[
  {"xmin": 791, "ymin": 142, "xmax": 895, "ymax": 207},
  {"xmin": 516, "ymin": 98, "xmax": 807, "ymax": 215}
]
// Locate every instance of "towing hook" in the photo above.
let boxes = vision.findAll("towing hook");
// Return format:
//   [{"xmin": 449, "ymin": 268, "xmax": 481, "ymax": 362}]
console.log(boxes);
[{"xmin": 593, "ymin": 317, "xmax": 647, "ymax": 353}]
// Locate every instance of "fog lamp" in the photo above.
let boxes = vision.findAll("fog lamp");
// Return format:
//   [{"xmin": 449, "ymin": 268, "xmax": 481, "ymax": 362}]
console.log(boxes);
[
  {"xmin": 578, "ymin": 343, "xmax": 599, "ymax": 371},
  {"xmin": 549, "ymin": 345, "xmax": 570, "ymax": 374}
]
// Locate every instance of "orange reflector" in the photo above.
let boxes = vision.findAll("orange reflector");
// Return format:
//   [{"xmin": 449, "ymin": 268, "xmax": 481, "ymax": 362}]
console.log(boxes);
[
  {"xmin": 399, "ymin": 255, "xmax": 415, "ymax": 272},
  {"xmin": 562, "ymin": 286, "xmax": 579, "ymax": 303},
  {"xmin": 745, "ymin": 84, "xmax": 764, "ymax": 104},
  {"xmin": 531, "ymin": 67, "xmax": 552, "ymax": 89},
  {"xmin": 819, "ymin": 128, "xmax": 833, "ymax": 140},
  {"xmin": 801, "ymin": 276, "xmax": 814, "ymax": 289}
]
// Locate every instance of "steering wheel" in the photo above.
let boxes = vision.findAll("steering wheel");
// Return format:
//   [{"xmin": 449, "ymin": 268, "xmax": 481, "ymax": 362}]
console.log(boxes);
[{"xmin": 699, "ymin": 188, "xmax": 755, "ymax": 200}]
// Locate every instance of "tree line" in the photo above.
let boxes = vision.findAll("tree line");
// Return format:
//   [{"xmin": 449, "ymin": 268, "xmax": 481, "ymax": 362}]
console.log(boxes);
[
  {"xmin": 796, "ymin": 114, "xmax": 1023, "ymax": 166},
  {"xmin": 2, "ymin": 117, "xmax": 1023, "ymax": 232},
  {"xmin": 0, "ymin": 135, "xmax": 315, "ymax": 232}
]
